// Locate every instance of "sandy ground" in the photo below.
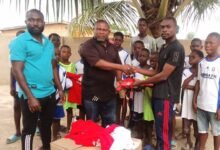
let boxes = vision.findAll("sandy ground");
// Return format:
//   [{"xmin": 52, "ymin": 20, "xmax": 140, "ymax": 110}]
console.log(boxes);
[{"xmin": 0, "ymin": 85, "xmax": 214, "ymax": 150}]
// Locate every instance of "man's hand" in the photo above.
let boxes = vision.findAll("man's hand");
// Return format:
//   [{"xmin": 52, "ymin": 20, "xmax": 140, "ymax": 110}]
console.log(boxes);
[
  {"xmin": 121, "ymin": 64, "xmax": 133, "ymax": 75},
  {"xmin": 216, "ymin": 109, "xmax": 220, "ymax": 120},
  {"xmin": 133, "ymin": 79, "xmax": 143, "ymax": 87},
  {"xmin": 28, "ymin": 97, "xmax": 41, "ymax": 113},
  {"xmin": 58, "ymin": 90, "xmax": 65, "ymax": 104}
]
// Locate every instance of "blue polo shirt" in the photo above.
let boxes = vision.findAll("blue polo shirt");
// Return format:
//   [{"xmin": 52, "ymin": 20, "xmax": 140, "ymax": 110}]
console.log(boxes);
[{"xmin": 9, "ymin": 31, "xmax": 55, "ymax": 99}]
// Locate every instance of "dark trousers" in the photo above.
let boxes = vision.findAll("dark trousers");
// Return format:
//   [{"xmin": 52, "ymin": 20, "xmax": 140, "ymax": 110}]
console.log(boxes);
[
  {"xmin": 20, "ymin": 93, "xmax": 56, "ymax": 150},
  {"xmin": 83, "ymin": 98, "xmax": 117, "ymax": 127},
  {"xmin": 152, "ymin": 98, "xmax": 174, "ymax": 150}
]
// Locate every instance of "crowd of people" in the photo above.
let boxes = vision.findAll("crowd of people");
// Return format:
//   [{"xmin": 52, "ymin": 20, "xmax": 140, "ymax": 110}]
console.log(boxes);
[{"xmin": 6, "ymin": 8, "xmax": 220, "ymax": 150}]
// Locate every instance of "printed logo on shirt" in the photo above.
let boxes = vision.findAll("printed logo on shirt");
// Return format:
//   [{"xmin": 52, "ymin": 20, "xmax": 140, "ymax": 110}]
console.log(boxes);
[
  {"xmin": 173, "ymin": 52, "xmax": 179, "ymax": 63},
  {"xmin": 201, "ymin": 73, "xmax": 217, "ymax": 79}
]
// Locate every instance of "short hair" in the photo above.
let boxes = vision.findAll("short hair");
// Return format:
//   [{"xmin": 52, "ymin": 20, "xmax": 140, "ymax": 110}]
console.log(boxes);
[
  {"xmin": 150, "ymin": 52, "xmax": 159, "ymax": 56},
  {"xmin": 113, "ymin": 32, "xmax": 124, "ymax": 39},
  {"xmin": 95, "ymin": 19, "xmax": 109, "ymax": 28},
  {"xmin": 191, "ymin": 38, "xmax": 202, "ymax": 44},
  {"xmin": 60, "ymin": 45, "xmax": 71, "ymax": 51},
  {"xmin": 207, "ymin": 32, "xmax": 220, "ymax": 40},
  {"xmin": 162, "ymin": 16, "xmax": 177, "ymax": 26},
  {"xmin": 192, "ymin": 50, "xmax": 204, "ymax": 58},
  {"xmin": 16, "ymin": 30, "xmax": 25, "ymax": 36},
  {"xmin": 26, "ymin": 9, "xmax": 44, "ymax": 20},
  {"xmin": 48, "ymin": 33, "xmax": 60, "ymax": 40},
  {"xmin": 134, "ymin": 40, "xmax": 144, "ymax": 46},
  {"xmin": 138, "ymin": 18, "xmax": 148, "ymax": 25},
  {"xmin": 142, "ymin": 48, "xmax": 150, "ymax": 54}
]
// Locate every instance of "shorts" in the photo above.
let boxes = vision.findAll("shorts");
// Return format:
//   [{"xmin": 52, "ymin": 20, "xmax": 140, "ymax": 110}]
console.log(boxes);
[
  {"xmin": 197, "ymin": 108, "xmax": 220, "ymax": 136},
  {"xmin": 53, "ymin": 103, "xmax": 65, "ymax": 119}
]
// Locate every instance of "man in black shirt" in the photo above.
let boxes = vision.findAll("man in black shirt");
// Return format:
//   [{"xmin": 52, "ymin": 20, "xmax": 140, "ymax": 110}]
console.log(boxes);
[
  {"xmin": 79, "ymin": 20, "xmax": 132, "ymax": 127},
  {"xmin": 134, "ymin": 17, "xmax": 185, "ymax": 150}
]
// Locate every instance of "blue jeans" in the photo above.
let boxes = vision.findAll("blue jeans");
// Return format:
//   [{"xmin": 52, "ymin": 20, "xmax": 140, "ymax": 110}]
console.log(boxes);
[
  {"xmin": 83, "ymin": 98, "xmax": 117, "ymax": 127},
  {"xmin": 152, "ymin": 98, "xmax": 174, "ymax": 150}
]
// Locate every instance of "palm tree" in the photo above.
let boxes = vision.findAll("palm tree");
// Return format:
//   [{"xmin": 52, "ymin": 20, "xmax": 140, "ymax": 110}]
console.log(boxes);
[{"xmin": 0, "ymin": 0, "xmax": 219, "ymax": 36}]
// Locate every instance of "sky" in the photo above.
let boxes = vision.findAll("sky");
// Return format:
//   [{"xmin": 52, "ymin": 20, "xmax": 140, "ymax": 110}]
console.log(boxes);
[{"xmin": 0, "ymin": 1, "xmax": 220, "ymax": 40}]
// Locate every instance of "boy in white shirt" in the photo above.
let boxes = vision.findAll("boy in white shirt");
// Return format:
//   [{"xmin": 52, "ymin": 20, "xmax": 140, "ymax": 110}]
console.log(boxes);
[
  {"xmin": 131, "ymin": 18, "xmax": 156, "ymax": 53},
  {"xmin": 193, "ymin": 32, "xmax": 220, "ymax": 150},
  {"xmin": 113, "ymin": 32, "xmax": 131, "ymax": 125}
]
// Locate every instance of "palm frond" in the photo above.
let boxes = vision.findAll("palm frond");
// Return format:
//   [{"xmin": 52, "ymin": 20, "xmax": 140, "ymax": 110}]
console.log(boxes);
[
  {"xmin": 157, "ymin": 0, "xmax": 169, "ymax": 19},
  {"xmin": 131, "ymin": 0, "xmax": 145, "ymax": 17},
  {"xmin": 69, "ymin": 1, "xmax": 139, "ymax": 37},
  {"xmin": 180, "ymin": 0, "xmax": 220, "ymax": 25}
]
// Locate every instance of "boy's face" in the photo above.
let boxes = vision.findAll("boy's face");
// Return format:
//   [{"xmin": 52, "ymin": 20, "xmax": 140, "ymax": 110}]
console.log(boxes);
[
  {"xmin": 138, "ymin": 51, "xmax": 149, "ymax": 65},
  {"xmin": 150, "ymin": 54, "xmax": 158, "ymax": 69},
  {"xmin": 60, "ymin": 47, "xmax": 71, "ymax": 60},
  {"xmin": 189, "ymin": 52, "xmax": 201, "ymax": 65},
  {"xmin": 113, "ymin": 36, "xmax": 123, "ymax": 48},
  {"xmin": 50, "ymin": 35, "xmax": 61, "ymax": 48},
  {"xmin": 150, "ymin": 23, "xmax": 161, "ymax": 39},
  {"xmin": 133, "ymin": 43, "xmax": 144, "ymax": 58},
  {"xmin": 205, "ymin": 35, "xmax": 220, "ymax": 55},
  {"xmin": 190, "ymin": 41, "xmax": 203, "ymax": 51},
  {"xmin": 54, "ymin": 48, "xmax": 60, "ymax": 61},
  {"xmin": 138, "ymin": 21, "xmax": 148, "ymax": 34}
]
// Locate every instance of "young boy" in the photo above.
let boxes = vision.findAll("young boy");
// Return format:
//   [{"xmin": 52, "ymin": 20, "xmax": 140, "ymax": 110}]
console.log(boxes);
[
  {"xmin": 131, "ymin": 18, "xmax": 156, "ymax": 53},
  {"xmin": 193, "ymin": 32, "xmax": 220, "ymax": 150},
  {"xmin": 113, "ymin": 31, "xmax": 131, "ymax": 125},
  {"xmin": 59, "ymin": 45, "xmax": 77, "ymax": 131},
  {"xmin": 48, "ymin": 33, "xmax": 66, "ymax": 141},
  {"xmin": 184, "ymin": 38, "xmax": 203, "ymax": 69},
  {"xmin": 149, "ymin": 22, "xmax": 165, "ymax": 52},
  {"xmin": 149, "ymin": 52, "xmax": 159, "ymax": 70},
  {"xmin": 131, "ymin": 40, "xmax": 145, "ymax": 66},
  {"xmin": 181, "ymin": 50, "xmax": 204, "ymax": 150},
  {"xmin": 6, "ymin": 30, "xmax": 25, "ymax": 144},
  {"xmin": 113, "ymin": 32, "xmax": 131, "ymax": 66},
  {"xmin": 132, "ymin": 48, "xmax": 151, "ymax": 139}
]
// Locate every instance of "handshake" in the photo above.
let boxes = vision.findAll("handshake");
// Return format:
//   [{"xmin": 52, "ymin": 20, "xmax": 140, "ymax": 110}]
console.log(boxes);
[{"xmin": 120, "ymin": 64, "xmax": 135, "ymax": 75}]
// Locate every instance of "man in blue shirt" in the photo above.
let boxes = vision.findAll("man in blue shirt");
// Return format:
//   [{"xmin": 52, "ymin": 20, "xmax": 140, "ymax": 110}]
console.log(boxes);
[{"xmin": 9, "ymin": 9, "xmax": 64, "ymax": 150}]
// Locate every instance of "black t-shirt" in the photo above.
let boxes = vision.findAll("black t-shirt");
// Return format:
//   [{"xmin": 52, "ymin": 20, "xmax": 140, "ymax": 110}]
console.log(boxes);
[
  {"xmin": 79, "ymin": 38, "xmax": 121, "ymax": 101},
  {"xmin": 153, "ymin": 40, "xmax": 185, "ymax": 102}
]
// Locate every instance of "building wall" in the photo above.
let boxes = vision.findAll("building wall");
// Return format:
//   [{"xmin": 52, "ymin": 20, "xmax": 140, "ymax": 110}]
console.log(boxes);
[
  {"xmin": 1, "ymin": 23, "xmax": 69, "ymax": 37},
  {"xmin": 0, "ymin": 34, "xmax": 193, "ymax": 85}
]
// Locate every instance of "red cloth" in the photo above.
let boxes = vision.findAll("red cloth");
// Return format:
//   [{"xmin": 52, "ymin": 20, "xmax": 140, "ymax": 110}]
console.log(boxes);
[
  {"xmin": 116, "ymin": 78, "xmax": 154, "ymax": 91},
  {"xmin": 65, "ymin": 120, "xmax": 117, "ymax": 150},
  {"xmin": 66, "ymin": 72, "xmax": 82, "ymax": 105}
]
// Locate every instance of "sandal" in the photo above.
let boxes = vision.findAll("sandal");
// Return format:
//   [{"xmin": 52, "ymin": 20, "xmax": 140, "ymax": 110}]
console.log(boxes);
[
  {"xmin": 175, "ymin": 132, "xmax": 186, "ymax": 140},
  {"xmin": 171, "ymin": 140, "xmax": 177, "ymax": 150},
  {"xmin": 35, "ymin": 127, "xmax": 40, "ymax": 136},
  {"xmin": 181, "ymin": 143, "xmax": 193, "ymax": 150},
  {"xmin": 6, "ymin": 135, "xmax": 21, "ymax": 144}
]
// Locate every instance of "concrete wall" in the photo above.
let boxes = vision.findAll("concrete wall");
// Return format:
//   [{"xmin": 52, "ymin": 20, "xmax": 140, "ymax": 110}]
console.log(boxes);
[
  {"xmin": 1, "ymin": 23, "xmax": 69, "ymax": 37},
  {"xmin": 0, "ymin": 34, "xmax": 192, "ymax": 85}
]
